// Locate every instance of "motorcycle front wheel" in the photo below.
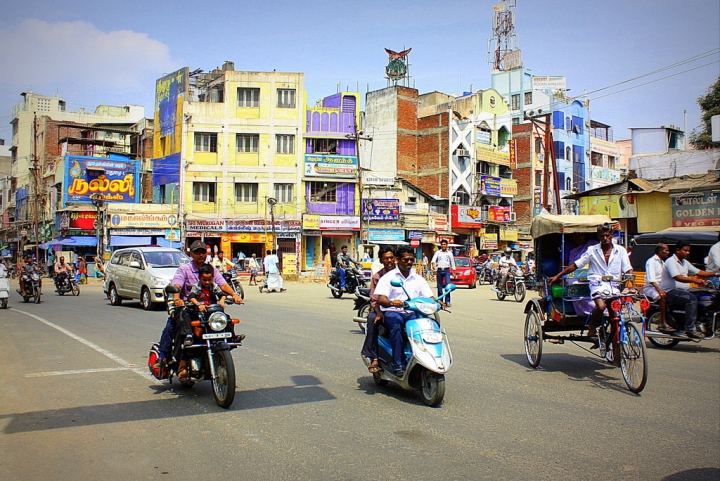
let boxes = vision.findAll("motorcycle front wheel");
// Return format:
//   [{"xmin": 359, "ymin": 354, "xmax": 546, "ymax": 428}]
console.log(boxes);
[
  {"xmin": 514, "ymin": 283, "xmax": 526, "ymax": 302},
  {"xmin": 647, "ymin": 312, "xmax": 680, "ymax": 349},
  {"xmin": 420, "ymin": 370, "xmax": 445, "ymax": 407},
  {"xmin": 34, "ymin": 289, "xmax": 41, "ymax": 304},
  {"xmin": 71, "ymin": 282, "xmax": 80, "ymax": 296},
  {"xmin": 212, "ymin": 349, "xmax": 236, "ymax": 408}
]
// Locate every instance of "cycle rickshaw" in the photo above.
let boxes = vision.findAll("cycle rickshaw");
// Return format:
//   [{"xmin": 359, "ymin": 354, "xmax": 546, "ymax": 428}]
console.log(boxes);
[{"xmin": 522, "ymin": 214, "xmax": 649, "ymax": 394}]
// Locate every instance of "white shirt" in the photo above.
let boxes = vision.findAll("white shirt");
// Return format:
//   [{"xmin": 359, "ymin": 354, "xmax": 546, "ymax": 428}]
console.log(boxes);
[
  {"xmin": 644, "ymin": 255, "xmax": 665, "ymax": 286},
  {"xmin": 431, "ymin": 249, "xmax": 455, "ymax": 270},
  {"xmin": 573, "ymin": 243, "xmax": 632, "ymax": 281},
  {"xmin": 660, "ymin": 254, "xmax": 699, "ymax": 292},
  {"xmin": 375, "ymin": 267, "xmax": 433, "ymax": 312},
  {"xmin": 498, "ymin": 256, "xmax": 517, "ymax": 269},
  {"xmin": 706, "ymin": 241, "xmax": 720, "ymax": 272}
]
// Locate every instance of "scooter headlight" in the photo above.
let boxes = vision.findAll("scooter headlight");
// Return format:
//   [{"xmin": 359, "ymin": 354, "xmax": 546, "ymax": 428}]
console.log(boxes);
[
  {"xmin": 415, "ymin": 300, "xmax": 439, "ymax": 316},
  {"xmin": 207, "ymin": 312, "xmax": 228, "ymax": 332}
]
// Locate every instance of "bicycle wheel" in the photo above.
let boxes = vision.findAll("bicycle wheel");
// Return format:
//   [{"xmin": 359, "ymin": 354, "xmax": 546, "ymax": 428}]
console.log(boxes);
[
  {"xmin": 524, "ymin": 309, "xmax": 543, "ymax": 368},
  {"xmin": 619, "ymin": 322, "xmax": 648, "ymax": 394}
]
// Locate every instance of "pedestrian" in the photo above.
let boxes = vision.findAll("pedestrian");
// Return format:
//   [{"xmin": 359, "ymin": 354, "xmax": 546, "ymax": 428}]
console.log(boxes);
[
  {"xmin": 431, "ymin": 240, "xmax": 455, "ymax": 307},
  {"xmin": 247, "ymin": 253, "xmax": 260, "ymax": 286}
]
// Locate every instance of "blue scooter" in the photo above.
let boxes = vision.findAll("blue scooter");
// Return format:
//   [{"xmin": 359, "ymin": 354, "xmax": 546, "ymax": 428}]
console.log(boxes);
[{"xmin": 367, "ymin": 279, "xmax": 455, "ymax": 406}]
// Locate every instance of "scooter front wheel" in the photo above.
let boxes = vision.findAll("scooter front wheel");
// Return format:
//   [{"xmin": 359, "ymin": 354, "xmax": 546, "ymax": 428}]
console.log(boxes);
[
  {"xmin": 420, "ymin": 370, "xmax": 445, "ymax": 407},
  {"xmin": 373, "ymin": 372, "xmax": 388, "ymax": 386}
]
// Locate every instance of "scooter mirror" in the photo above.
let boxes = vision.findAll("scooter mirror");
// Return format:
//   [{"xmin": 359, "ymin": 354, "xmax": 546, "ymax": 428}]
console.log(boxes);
[
  {"xmin": 390, "ymin": 278, "xmax": 404, "ymax": 287},
  {"xmin": 446, "ymin": 283, "xmax": 457, "ymax": 292}
]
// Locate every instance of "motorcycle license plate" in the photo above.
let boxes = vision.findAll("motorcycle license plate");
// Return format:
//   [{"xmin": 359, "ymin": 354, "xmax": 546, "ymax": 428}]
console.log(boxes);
[{"xmin": 202, "ymin": 332, "xmax": 232, "ymax": 340}]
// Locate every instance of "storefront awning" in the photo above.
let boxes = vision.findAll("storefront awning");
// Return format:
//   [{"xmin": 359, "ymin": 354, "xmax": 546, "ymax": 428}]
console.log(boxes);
[
  {"xmin": 109, "ymin": 236, "xmax": 183, "ymax": 249},
  {"xmin": 40, "ymin": 236, "xmax": 98, "ymax": 249},
  {"xmin": 368, "ymin": 240, "xmax": 409, "ymax": 245}
]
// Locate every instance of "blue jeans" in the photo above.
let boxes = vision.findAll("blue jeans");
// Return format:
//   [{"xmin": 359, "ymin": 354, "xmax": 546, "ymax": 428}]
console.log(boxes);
[
  {"xmin": 665, "ymin": 289, "xmax": 698, "ymax": 331},
  {"xmin": 437, "ymin": 268, "xmax": 451, "ymax": 303},
  {"xmin": 383, "ymin": 310, "xmax": 417, "ymax": 370},
  {"xmin": 337, "ymin": 267, "xmax": 347, "ymax": 289},
  {"xmin": 158, "ymin": 316, "xmax": 174, "ymax": 359}
]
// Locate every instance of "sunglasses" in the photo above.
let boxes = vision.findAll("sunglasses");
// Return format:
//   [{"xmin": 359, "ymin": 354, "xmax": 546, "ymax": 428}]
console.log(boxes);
[{"xmin": 192, "ymin": 249, "xmax": 207, "ymax": 255}]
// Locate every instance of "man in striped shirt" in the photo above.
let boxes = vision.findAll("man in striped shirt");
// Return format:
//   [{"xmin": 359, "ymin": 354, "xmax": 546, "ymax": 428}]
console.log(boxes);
[{"xmin": 431, "ymin": 240, "xmax": 455, "ymax": 307}]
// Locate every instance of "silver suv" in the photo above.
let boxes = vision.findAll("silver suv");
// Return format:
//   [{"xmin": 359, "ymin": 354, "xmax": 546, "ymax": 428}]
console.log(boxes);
[{"xmin": 103, "ymin": 247, "xmax": 190, "ymax": 310}]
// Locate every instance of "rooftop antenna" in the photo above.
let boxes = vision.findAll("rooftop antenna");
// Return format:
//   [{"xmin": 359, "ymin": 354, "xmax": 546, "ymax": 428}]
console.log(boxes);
[{"xmin": 487, "ymin": 0, "xmax": 521, "ymax": 71}]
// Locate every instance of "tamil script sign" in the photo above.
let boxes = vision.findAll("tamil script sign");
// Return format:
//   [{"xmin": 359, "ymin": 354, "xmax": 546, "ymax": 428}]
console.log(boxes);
[
  {"xmin": 672, "ymin": 191, "xmax": 720, "ymax": 227},
  {"xmin": 362, "ymin": 198, "xmax": 400, "ymax": 221},
  {"xmin": 109, "ymin": 213, "xmax": 178, "ymax": 229},
  {"xmin": 368, "ymin": 229, "xmax": 405, "ymax": 242},
  {"xmin": 476, "ymin": 144, "xmax": 510, "ymax": 166},
  {"xmin": 302, "ymin": 215, "xmax": 360, "ymax": 231},
  {"xmin": 304, "ymin": 154, "xmax": 358, "ymax": 178},
  {"xmin": 480, "ymin": 176, "xmax": 501, "ymax": 196},
  {"xmin": 64, "ymin": 155, "xmax": 140, "ymax": 204},
  {"xmin": 226, "ymin": 220, "xmax": 301, "ymax": 233}
]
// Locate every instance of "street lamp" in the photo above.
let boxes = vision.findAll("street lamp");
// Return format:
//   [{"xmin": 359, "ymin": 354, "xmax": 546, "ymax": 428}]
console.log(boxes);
[{"xmin": 90, "ymin": 197, "xmax": 105, "ymax": 261}]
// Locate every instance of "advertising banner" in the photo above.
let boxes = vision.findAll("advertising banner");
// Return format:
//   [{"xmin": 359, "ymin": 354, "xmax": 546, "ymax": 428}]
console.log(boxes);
[
  {"xmin": 476, "ymin": 144, "xmax": 510, "ymax": 166},
  {"xmin": 451, "ymin": 205, "xmax": 483, "ymax": 229},
  {"xmin": 304, "ymin": 154, "xmax": 358, "ymax": 178},
  {"xmin": 479, "ymin": 176, "xmax": 501, "ymax": 196},
  {"xmin": 109, "ymin": 213, "xmax": 178, "ymax": 229},
  {"xmin": 488, "ymin": 205, "xmax": 512, "ymax": 222},
  {"xmin": 532, "ymin": 76, "xmax": 567, "ymax": 91},
  {"xmin": 500, "ymin": 179, "xmax": 518, "ymax": 196},
  {"xmin": 64, "ymin": 156, "xmax": 140, "ymax": 204},
  {"xmin": 432, "ymin": 216, "xmax": 448, "ymax": 231},
  {"xmin": 500, "ymin": 226, "xmax": 519, "ymax": 241},
  {"xmin": 303, "ymin": 215, "xmax": 360, "ymax": 230},
  {"xmin": 226, "ymin": 220, "xmax": 301, "ymax": 233},
  {"xmin": 56, "ymin": 211, "xmax": 98, "ymax": 231},
  {"xmin": 579, "ymin": 194, "xmax": 637, "ymax": 219},
  {"xmin": 368, "ymin": 229, "xmax": 405, "ymax": 242},
  {"xmin": 156, "ymin": 68, "xmax": 187, "ymax": 138},
  {"xmin": 186, "ymin": 219, "xmax": 225, "ymax": 231},
  {"xmin": 671, "ymin": 192, "xmax": 720, "ymax": 227},
  {"xmin": 362, "ymin": 198, "xmax": 400, "ymax": 220}
]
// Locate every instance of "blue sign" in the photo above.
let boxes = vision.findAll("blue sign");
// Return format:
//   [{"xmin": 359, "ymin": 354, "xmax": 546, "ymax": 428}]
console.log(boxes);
[
  {"xmin": 368, "ymin": 229, "xmax": 405, "ymax": 242},
  {"xmin": 362, "ymin": 198, "xmax": 400, "ymax": 221}
]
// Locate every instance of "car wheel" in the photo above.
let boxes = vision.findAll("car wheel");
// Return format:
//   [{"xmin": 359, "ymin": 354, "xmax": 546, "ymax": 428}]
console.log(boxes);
[
  {"xmin": 141, "ymin": 287, "xmax": 153, "ymax": 311},
  {"xmin": 109, "ymin": 284, "xmax": 122, "ymax": 306}
]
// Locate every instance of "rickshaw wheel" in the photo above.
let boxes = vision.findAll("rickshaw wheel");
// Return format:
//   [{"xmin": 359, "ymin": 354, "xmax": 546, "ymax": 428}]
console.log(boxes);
[
  {"xmin": 619, "ymin": 322, "xmax": 648, "ymax": 394},
  {"xmin": 524, "ymin": 309, "xmax": 543, "ymax": 368}
]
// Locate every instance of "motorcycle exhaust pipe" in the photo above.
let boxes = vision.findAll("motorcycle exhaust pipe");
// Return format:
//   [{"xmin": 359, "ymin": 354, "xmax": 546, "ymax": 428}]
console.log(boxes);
[
  {"xmin": 352, "ymin": 316, "xmax": 367, "ymax": 324},
  {"xmin": 327, "ymin": 284, "xmax": 341, "ymax": 292},
  {"xmin": 645, "ymin": 330, "xmax": 684, "ymax": 339}
]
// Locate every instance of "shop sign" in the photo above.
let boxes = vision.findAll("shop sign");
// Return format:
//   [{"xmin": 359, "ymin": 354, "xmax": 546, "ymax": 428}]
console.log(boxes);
[
  {"xmin": 363, "ymin": 172, "xmax": 395, "ymax": 186},
  {"xmin": 479, "ymin": 176, "xmax": 501, "ymax": 196},
  {"xmin": 304, "ymin": 154, "xmax": 358, "ymax": 178},
  {"xmin": 509, "ymin": 139, "xmax": 517, "ymax": 169},
  {"xmin": 437, "ymin": 235, "xmax": 454, "ymax": 244},
  {"xmin": 451, "ymin": 205, "xmax": 483, "ymax": 229},
  {"xmin": 500, "ymin": 179, "xmax": 518, "ymax": 196},
  {"xmin": 368, "ymin": 229, "xmax": 404, "ymax": 242},
  {"xmin": 532, "ymin": 76, "xmax": 567, "ymax": 91},
  {"xmin": 362, "ymin": 198, "xmax": 400, "ymax": 221},
  {"xmin": 113, "ymin": 229, "xmax": 165, "ymax": 236},
  {"xmin": 432, "ymin": 216, "xmax": 448, "ymax": 231},
  {"xmin": 476, "ymin": 131, "xmax": 491, "ymax": 145},
  {"xmin": 319, "ymin": 215, "xmax": 360, "ymax": 231},
  {"xmin": 407, "ymin": 230, "xmax": 423, "ymax": 239},
  {"xmin": 499, "ymin": 226, "xmax": 518, "ymax": 241},
  {"xmin": 476, "ymin": 144, "xmax": 510, "ymax": 166},
  {"xmin": 109, "ymin": 213, "xmax": 178, "ymax": 229},
  {"xmin": 57, "ymin": 211, "xmax": 98, "ymax": 231},
  {"xmin": 483, "ymin": 238, "xmax": 498, "ymax": 250},
  {"xmin": 533, "ymin": 188, "xmax": 543, "ymax": 216},
  {"xmin": 221, "ymin": 233, "xmax": 269, "ymax": 243},
  {"xmin": 64, "ymin": 155, "xmax": 140, "ymax": 204},
  {"xmin": 671, "ymin": 191, "xmax": 720, "ymax": 227},
  {"xmin": 591, "ymin": 168, "xmax": 621, "ymax": 186},
  {"xmin": 488, "ymin": 206, "xmax": 512, "ymax": 222},
  {"xmin": 304, "ymin": 230, "xmax": 322, "ymax": 237},
  {"xmin": 302, "ymin": 215, "xmax": 320, "ymax": 230},
  {"xmin": 226, "ymin": 219, "xmax": 301, "ymax": 233},
  {"xmin": 186, "ymin": 219, "xmax": 225, "ymax": 231}
]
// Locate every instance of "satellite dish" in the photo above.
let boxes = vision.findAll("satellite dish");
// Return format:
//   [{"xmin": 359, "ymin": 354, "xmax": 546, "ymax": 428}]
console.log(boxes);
[{"xmin": 267, "ymin": 197, "xmax": 277, "ymax": 205}]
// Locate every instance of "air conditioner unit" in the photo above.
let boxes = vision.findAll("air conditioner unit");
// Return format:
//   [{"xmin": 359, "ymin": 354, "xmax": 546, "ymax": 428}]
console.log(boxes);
[
  {"xmin": 451, "ymin": 196, "xmax": 461, "ymax": 204},
  {"xmin": 510, "ymin": 212, "xmax": 517, "ymax": 222},
  {"xmin": 456, "ymin": 148, "xmax": 469, "ymax": 157}
]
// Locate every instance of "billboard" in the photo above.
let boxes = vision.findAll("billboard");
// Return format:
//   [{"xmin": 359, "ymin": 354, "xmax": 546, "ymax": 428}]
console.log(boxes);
[
  {"xmin": 304, "ymin": 154, "xmax": 358, "ymax": 178},
  {"xmin": 451, "ymin": 205, "xmax": 483, "ymax": 229},
  {"xmin": 532, "ymin": 76, "xmax": 567, "ymax": 91},
  {"xmin": 362, "ymin": 198, "xmax": 400, "ymax": 221},
  {"xmin": 488, "ymin": 205, "xmax": 512, "ymax": 222},
  {"xmin": 64, "ymin": 155, "xmax": 140, "ymax": 204},
  {"xmin": 479, "ymin": 176, "xmax": 501, "ymax": 196},
  {"xmin": 154, "ymin": 67, "xmax": 188, "ymax": 158}
]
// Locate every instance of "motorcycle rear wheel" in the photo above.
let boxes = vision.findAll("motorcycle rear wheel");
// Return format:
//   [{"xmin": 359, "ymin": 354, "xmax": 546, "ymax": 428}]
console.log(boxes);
[
  {"xmin": 331, "ymin": 284, "xmax": 343, "ymax": 298},
  {"xmin": 373, "ymin": 371, "xmax": 389, "ymax": 386},
  {"xmin": 496, "ymin": 290, "xmax": 506, "ymax": 301},
  {"xmin": 212, "ymin": 349, "xmax": 236, "ymax": 408},
  {"xmin": 647, "ymin": 312, "xmax": 680, "ymax": 349},
  {"xmin": 1, "ymin": 298, "xmax": 7, "ymax": 309},
  {"xmin": 420, "ymin": 370, "xmax": 445, "ymax": 407},
  {"xmin": 357, "ymin": 303, "xmax": 370, "ymax": 334}
]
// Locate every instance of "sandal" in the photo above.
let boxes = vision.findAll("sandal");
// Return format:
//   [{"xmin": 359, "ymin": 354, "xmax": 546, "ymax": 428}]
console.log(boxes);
[
  {"xmin": 658, "ymin": 324, "xmax": 677, "ymax": 332},
  {"xmin": 368, "ymin": 361, "xmax": 381, "ymax": 373},
  {"xmin": 177, "ymin": 361, "xmax": 189, "ymax": 381}
]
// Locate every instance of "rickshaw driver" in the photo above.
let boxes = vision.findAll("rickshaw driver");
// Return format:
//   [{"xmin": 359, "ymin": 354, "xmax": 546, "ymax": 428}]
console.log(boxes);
[{"xmin": 549, "ymin": 223, "xmax": 632, "ymax": 339}]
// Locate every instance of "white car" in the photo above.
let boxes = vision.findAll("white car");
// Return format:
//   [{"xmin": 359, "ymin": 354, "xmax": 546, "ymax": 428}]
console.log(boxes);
[{"xmin": 103, "ymin": 247, "xmax": 190, "ymax": 310}]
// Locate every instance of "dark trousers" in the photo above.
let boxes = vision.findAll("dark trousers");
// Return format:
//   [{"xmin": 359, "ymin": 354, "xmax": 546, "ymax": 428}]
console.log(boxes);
[
  {"xmin": 361, "ymin": 310, "xmax": 379, "ymax": 360},
  {"xmin": 437, "ymin": 268, "xmax": 451, "ymax": 302},
  {"xmin": 338, "ymin": 267, "xmax": 347, "ymax": 288},
  {"xmin": 158, "ymin": 311, "xmax": 193, "ymax": 359},
  {"xmin": 383, "ymin": 310, "xmax": 417, "ymax": 370},
  {"xmin": 666, "ymin": 289, "xmax": 698, "ymax": 331}
]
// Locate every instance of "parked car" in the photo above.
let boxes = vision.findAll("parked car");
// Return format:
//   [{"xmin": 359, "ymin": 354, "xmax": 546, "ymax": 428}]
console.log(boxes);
[
  {"xmin": 450, "ymin": 256, "xmax": 478, "ymax": 288},
  {"xmin": 103, "ymin": 247, "xmax": 190, "ymax": 310}
]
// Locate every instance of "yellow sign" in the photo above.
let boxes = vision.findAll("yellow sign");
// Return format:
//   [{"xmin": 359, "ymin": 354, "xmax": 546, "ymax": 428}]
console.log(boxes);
[
  {"xmin": 500, "ymin": 226, "xmax": 519, "ymax": 241},
  {"xmin": 476, "ymin": 145, "xmax": 510, "ymax": 166},
  {"xmin": 500, "ymin": 179, "xmax": 517, "ymax": 196},
  {"xmin": 302, "ymin": 215, "xmax": 320, "ymax": 230}
]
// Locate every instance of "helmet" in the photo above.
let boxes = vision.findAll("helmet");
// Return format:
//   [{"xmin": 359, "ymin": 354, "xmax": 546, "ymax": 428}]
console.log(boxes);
[{"xmin": 504, "ymin": 247, "xmax": 512, "ymax": 255}]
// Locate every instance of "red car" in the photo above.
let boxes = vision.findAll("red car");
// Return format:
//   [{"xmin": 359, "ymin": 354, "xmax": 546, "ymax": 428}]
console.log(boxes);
[{"xmin": 450, "ymin": 257, "xmax": 478, "ymax": 288}]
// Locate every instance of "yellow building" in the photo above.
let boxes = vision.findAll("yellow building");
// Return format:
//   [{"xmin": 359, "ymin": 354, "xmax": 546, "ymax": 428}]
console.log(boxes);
[{"xmin": 153, "ymin": 63, "xmax": 305, "ymax": 260}]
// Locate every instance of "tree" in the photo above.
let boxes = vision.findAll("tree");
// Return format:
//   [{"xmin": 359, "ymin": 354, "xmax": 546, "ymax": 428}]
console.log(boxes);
[{"xmin": 689, "ymin": 76, "xmax": 720, "ymax": 149}]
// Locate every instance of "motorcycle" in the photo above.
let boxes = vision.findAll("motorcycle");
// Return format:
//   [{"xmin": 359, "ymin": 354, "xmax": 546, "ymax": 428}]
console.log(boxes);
[
  {"xmin": 0, "ymin": 269, "xmax": 9, "ymax": 309},
  {"xmin": 476, "ymin": 263, "xmax": 496, "ymax": 285},
  {"xmin": 645, "ymin": 280, "xmax": 720, "ymax": 349},
  {"xmin": 55, "ymin": 272, "xmax": 80, "ymax": 296},
  {"xmin": 352, "ymin": 286, "xmax": 371, "ymax": 333},
  {"xmin": 222, "ymin": 267, "xmax": 245, "ymax": 300},
  {"xmin": 148, "ymin": 285, "xmax": 244, "ymax": 408},
  {"xmin": 365, "ymin": 279, "xmax": 455, "ymax": 407},
  {"xmin": 327, "ymin": 266, "xmax": 366, "ymax": 298},
  {"xmin": 492, "ymin": 266, "xmax": 526, "ymax": 302},
  {"xmin": 17, "ymin": 270, "xmax": 42, "ymax": 304}
]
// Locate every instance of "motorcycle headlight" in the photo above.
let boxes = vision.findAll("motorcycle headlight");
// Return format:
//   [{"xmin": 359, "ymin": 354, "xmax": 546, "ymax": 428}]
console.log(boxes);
[
  {"xmin": 208, "ymin": 312, "xmax": 228, "ymax": 332},
  {"xmin": 31, "ymin": 273, "xmax": 40, "ymax": 281},
  {"xmin": 415, "ymin": 300, "xmax": 439, "ymax": 316}
]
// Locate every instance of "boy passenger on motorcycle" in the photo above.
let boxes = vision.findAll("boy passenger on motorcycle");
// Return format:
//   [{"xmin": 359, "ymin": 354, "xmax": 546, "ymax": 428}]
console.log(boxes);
[
  {"xmin": 375, "ymin": 247, "xmax": 441, "ymax": 377},
  {"xmin": 361, "ymin": 246, "xmax": 396, "ymax": 374},
  {"xmin": 153, "ymin": 240, "xmax": 244, "ymax": 370}
]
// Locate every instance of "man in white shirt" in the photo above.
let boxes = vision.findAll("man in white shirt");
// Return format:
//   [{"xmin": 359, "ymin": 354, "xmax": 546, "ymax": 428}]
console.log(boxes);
[
  {"xmin": 495, "ymin": 247, "xmax": 518, "ymax": 292},
  {"xmin": 643, "ymin": 244, "xmax": 671, "ymax": 331},
  {"xmin": 549, "ymin": 223, "xmax": 632, "ymax": 337},
  {"xmin": 660, "ymin": 240, "xmax": 719, "ymax": 339},
  {"xmin": 431, "ymin": 240, "xmax": 455, "ymax": 306},
  {"xmin": 376, "ymin": 247, "xmax": 435, "ymax": 376},
  {"xmin": 212, "ymin": 250, "xmax": 235, "ymax": 274},
  {"xmin": 705, "ymin": 233, "xmax": 720, "ymax": 273}
]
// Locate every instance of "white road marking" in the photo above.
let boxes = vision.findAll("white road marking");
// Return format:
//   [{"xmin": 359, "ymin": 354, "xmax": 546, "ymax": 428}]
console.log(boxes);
[
  {"xmin": 26, "ymin": 367, "xmax": 128, "ymax": 378},
  {"xmin": 14, "ymin": 308, "xmax": 158, "ymax": 382}
]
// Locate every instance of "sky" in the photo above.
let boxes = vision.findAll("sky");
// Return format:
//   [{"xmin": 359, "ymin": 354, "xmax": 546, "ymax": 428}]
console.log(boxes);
[{"xmin": 0, "ymin": 0, "xmax": 718, "ymax": 142}]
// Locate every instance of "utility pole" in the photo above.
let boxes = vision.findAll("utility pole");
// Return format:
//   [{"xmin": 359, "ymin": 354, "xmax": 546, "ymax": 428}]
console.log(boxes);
[
  {"xmin": 524, "ymin": 111, "xmax": 561, "ymax": 214},
  {"xmin": 32, "ymin": 111, "xmax": 39, "ymax": 262},
  {"xmin": 346, "ymin": 128, "xmax": 372, "ymax": 245}
]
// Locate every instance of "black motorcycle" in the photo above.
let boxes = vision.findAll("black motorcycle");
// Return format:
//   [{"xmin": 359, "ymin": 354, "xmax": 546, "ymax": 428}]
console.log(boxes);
[
  {"xmin": 645, "ymin": 281, "xmax": 720, "ymax": 349},
  {"xmin": 148, "ymin": 285, "xmax": 244, "ymax": 408},
  {"xmin": 18, "ymin": 269, "xmax": 42, "ymax": 304},
  {"xmin": 222, "ymin": 267, "xmax": 245, "ymax": 300},
  {"xmin": 476, "ymin": 264, "xmax": 496, "ymax": 285},
  {"xmin": 55, "ymin": 272, "xmax": 80, "ymax": 296},
  {"xmin": 327, "ymin": 266, "xmax": 366, "ymax": 298},
  {"xmin": 352, "ymin": 286, "xmax": 371, "ymax": 333}
]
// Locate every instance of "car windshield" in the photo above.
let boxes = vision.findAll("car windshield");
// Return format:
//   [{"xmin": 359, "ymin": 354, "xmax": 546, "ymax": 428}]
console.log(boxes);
[
  {"xmin": 143, "ymin": 251, "xmax": 190, "ymax": 268},
  {"xmin": 454, "ymin": 258, "xmax": 471, "ymax": 267}
]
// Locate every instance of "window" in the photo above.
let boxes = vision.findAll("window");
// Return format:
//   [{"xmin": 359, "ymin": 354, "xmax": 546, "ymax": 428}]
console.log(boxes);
[
  {"xmin": 236, "ymin": 134, "xmax": 259, "ymax": 153},
  {"xmin": 276, "ymin": 134, "xmax": 295, "ymax": 154},
  {"xmin": 309, "ymin": 182, "xmax": 337, "ymax": 202},
  {"xmin": 237, "ymin": 88, "xmax": 260, "ymax": 108},
  {"xmin": 274, "ymin": 183, "xmax": 294, "ymax": 203},
  {"xmin": 572, "ymin": 116, "xmax": 583, "ymax": 135},
  {"xmin": 311, "ymin": 138, "xmax": 337, "ymax": 154},
  {"xmin": 234, "ymin": 183, "xmax": 258, "ymax": 202},
  {"xmin": 565, "ymin": 177, "xmax": 573, "ymax": 191},
  {"xmin": 511, "ymin": 94, "xmax": 520, "ymax": 110},
  {"xmin": 566, "ymin": 146, "xmax": 572, "ymax": 162},
  {"xmin": 535, "ymin": 138, "xmax": 543, "ymax": 154},
  {"xmin": 535, "ymin": 171, "xmax": 543, "ymax": 187},
  {"xmin": 524, "ymin": 91, "xmax": 532, "ymax": 105},
  {"xmin": 566, "ymin": 117, "xmax": 572, "ymax": 131},
  {"xmin": 193, "ymin": 182, "xmax": 216, "ymax": 202},
  {"xmin": 512, "ymin": 117, "xmax": 520, "ymax": 126},
  {"xmin": 277, "ymin": 89, "xmax": 296, "ymax": 108},
  {"xmin": 194, "ymin": 133, "xmax": 217, "ymax": 152}
]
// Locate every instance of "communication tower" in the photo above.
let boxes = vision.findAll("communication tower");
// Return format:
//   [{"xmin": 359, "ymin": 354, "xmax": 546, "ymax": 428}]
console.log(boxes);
[{"xmin": 487, "ymin": 0, "xmax": 521, "ymax": 71}]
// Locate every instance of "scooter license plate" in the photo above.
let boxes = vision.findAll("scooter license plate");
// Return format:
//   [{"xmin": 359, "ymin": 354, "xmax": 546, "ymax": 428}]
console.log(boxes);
[{"xmin": 202, "ymin": 332, "xmax": 232, "ymax": 339}]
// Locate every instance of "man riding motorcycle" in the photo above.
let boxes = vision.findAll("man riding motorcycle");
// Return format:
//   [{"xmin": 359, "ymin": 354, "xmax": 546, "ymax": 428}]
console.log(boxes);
[
  {"xmin": 336, "ymin": 245, "xmax": 361, "ymax": 292},
  {"xmin": 495, "ymin": 247, "xmax": 517, "ymax": 292},
  {"xmin": 53, "ymin": 256, "xmax": 72, "ymax": 292},
  {"xmin": 19, "ymin": 255, "xmax": 42, "ymax": 297}
]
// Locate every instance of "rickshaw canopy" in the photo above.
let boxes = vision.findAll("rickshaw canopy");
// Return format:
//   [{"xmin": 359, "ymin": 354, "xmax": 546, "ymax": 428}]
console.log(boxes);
[{"xmin": 530, "ymin": 214, "xmax": 617, "ymax": 238}]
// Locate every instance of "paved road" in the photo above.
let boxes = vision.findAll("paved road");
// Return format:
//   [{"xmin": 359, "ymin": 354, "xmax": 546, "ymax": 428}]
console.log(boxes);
[{"xmin": 0, "ymin": 279, "xmax": 718, "ymax": 480}]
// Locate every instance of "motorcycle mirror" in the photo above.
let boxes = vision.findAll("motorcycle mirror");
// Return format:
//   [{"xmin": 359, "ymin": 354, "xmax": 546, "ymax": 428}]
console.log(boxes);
[
  {"xmin": 164, "ymin": 284, "xmax": 180, "ymax": 295},
  {"xmin": 390, "ymin": 278, "xmax": 404, "ymax": 287},
  {"xmin": 445, "ymin": 284, "xmax": 457, "ymax": 292}
]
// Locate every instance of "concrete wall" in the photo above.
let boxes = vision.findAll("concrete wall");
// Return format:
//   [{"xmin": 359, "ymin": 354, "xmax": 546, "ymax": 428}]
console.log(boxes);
[
  {"xmin": 630, "ymin": 149, "xmax": 720, "ymax": 180},
  {"xmin": 636, "ymin": 192, "xmax": 673, "ymax": 233},
  {"xmin": 360, "ymin": 87, "xmax": 398, "ymax": 176}
]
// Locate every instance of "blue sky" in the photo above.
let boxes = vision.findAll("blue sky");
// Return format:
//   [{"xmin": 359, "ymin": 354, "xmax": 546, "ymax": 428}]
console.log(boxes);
[{"xmin": 1, "ymin": 0, "xmax": 718, "ymax": 141}]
